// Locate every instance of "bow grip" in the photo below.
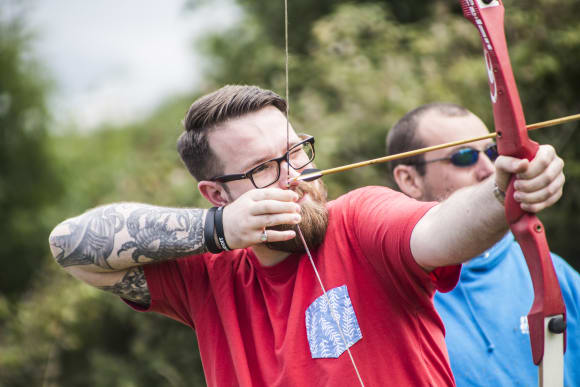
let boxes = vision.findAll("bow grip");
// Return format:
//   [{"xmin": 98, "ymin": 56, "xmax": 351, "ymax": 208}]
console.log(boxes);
[{"xmin": 503, "ymin": 140, "xmax": 537, "ymax": 224}]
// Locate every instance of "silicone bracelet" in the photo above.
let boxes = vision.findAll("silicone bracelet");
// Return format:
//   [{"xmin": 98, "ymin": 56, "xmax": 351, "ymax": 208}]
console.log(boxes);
[
  {"xmin": 204, "ymin": 207, "xmax": 222, "ymax": 254},
  {"xmin": 215, "ymin": 206, "xmax": 232, "ymax": 251}
]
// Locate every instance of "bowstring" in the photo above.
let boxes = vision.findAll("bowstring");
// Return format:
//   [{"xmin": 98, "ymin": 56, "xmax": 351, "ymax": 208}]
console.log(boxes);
[{"xmin": 283, "ymin": 2, "xmax": 364, "ymax": 385}]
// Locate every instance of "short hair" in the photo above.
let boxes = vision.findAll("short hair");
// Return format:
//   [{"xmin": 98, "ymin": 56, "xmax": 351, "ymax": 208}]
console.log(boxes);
[
  {"xmin": 177, "ymin": 85, "xmax": 287, "ymax": 181},
  {"xmin": 386, "ymin": 102, "xmax": 470, "ymax": 177}
]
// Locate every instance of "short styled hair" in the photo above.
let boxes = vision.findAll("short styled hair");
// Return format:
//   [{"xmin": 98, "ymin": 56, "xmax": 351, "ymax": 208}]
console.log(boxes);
[
  {"xmin": 386, "ymin": 102, "xmax": 470, "ymax": 177},
  {"xmin": 177, "ymin": 85, "xmax": 287, "ymax": 181}
]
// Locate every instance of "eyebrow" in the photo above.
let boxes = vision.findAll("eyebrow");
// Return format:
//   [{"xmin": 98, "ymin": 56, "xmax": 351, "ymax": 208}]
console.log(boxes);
[{"xmin": 242, "ymin": 137, "xmax": 303, "ymax": 171}]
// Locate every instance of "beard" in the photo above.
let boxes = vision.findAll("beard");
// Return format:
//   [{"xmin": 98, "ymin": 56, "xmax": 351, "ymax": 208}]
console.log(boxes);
[{"xmin": 265, "ymin": 179, "xmax": 329, "ymax": 253}]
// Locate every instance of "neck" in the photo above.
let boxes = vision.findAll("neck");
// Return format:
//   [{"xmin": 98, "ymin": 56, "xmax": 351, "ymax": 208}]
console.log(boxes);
[{"xmin": 251, "ymin": 244, "xmax": 292, "ymax": 266}]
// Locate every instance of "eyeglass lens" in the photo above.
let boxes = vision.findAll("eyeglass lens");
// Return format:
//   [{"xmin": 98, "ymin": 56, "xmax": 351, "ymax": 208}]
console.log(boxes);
[{"xmin": 251, "ymin": 141, "xmax": 314, "ymax": 188}]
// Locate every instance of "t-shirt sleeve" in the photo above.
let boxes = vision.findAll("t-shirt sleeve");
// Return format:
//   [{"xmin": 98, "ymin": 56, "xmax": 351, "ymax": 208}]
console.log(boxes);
[
  {"xmin": 341, "ymin": 186, "xmax": 460, "ymax": 303},
  {"xmin": 123, "ymin": 255, "xmax": 209, "ymax": 328}
]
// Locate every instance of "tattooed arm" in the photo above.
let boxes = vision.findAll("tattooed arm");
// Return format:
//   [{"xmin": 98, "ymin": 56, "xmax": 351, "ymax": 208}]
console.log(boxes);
[
  {"xmin": 49, "ymin": 188, "xmax": 303, "ymax": 304},
  {"xmin": 48, "ymin": 203, "xmax": 207, "ymax": 306}
]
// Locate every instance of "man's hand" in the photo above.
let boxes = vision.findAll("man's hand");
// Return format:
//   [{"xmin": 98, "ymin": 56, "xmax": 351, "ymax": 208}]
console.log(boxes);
[
  {"xmin": 222, "ymin": 188, "xmax": 302, "ymax": 249},
  {"xmin": 494, "ymin": 144, "xmax": 565, "ymax": 212}
]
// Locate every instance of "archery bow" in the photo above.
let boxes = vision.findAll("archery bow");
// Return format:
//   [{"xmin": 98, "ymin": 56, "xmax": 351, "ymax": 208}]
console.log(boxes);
[{"xmin": 460, "ymin": 1, "xmax": 567, "ymax": 386}]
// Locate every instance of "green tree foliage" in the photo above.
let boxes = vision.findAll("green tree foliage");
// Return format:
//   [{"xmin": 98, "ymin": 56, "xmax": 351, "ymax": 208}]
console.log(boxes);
[
  {"xmin": 191, "ymin": 0, "xmax": 438, "ymax": 54},
  {"xmin": 0, "ymin": 12, "xmax": 63, "ymax": 298}
]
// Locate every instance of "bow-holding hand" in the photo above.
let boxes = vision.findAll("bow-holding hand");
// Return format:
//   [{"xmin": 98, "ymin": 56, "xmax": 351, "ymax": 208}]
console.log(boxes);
[
  {"xmin": 494, "ymin": 143, "xmax": 565, "ymax": 212},
  {"xmin": 411, "ymin": 143, "xmax": 565, "ymax": 272}
]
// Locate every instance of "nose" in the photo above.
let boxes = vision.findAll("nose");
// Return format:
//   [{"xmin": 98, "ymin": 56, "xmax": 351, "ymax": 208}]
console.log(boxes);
[
  {"xmin": 475, "ymin": 152, "xmax": 495, "ymax": 181},
  {"xmin": 277, "ymin": 159, "xmax": 301, "ymax": 188}
]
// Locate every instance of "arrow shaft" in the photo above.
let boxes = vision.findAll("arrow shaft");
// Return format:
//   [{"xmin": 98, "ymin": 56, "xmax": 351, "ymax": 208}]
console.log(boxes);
[{"xmin": 293, "ymin": 112, "xmax": 579, "ymax": 182}]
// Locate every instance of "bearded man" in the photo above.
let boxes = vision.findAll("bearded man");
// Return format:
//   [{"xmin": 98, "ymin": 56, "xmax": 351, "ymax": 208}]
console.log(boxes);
[{"xmin": 50, "ymin": 86, "xmax": 565, "ymax": 386}]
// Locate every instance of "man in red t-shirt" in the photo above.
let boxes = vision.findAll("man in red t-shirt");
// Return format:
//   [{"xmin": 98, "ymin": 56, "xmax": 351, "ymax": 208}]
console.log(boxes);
[{"xmin": 49, "ymin": 85, "xmax": 564, "ymax": 386}]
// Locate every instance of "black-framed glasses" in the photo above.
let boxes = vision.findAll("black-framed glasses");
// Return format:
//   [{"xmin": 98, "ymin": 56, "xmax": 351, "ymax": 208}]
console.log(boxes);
[
  {"xmin": 414, "ymin": 143, "xmax": 498, "ymax": 167},
  {"xmin": 210, "ymin": 134, "xmax": 315, "ymax": 188}
]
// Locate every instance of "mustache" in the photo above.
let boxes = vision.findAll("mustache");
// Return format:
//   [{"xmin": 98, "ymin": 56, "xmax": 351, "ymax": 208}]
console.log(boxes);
[
  {"xmin": 292, "ymin": 180, "xmax": 327, "ymax": 202},
  {"xmin": 264, "ymin": 180, "xmax": 328, "ymax": 253}
]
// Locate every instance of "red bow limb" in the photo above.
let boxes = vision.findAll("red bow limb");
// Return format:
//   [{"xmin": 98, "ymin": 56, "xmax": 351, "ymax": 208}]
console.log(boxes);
[{"xmin": 459, "ymin": 0, "xmax": 567, "ymax": 380}]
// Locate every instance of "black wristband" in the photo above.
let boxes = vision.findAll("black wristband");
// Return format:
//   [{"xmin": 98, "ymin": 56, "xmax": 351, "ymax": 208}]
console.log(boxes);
[
  {"xmin": 215, "ymin": 206, "xmax": 232, "ymax": 251},
  {"xmin": 204, "ymin": 207, "xmax": 222, "ymax": 254}
]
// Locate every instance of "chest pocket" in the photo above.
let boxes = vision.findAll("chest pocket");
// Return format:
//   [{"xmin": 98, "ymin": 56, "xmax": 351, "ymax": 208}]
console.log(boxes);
[{"xmin": 305, "ymin": 285, "xmax": 363, "ymax": 358}]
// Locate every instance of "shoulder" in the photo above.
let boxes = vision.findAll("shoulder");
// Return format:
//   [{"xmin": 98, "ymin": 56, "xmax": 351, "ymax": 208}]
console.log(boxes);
[
  {"xmin": 327, "ymin": 186, "xmax": 411, "ymax": 224},
  {"xmin": 327, "ymin": 186, "xmax": 436, "ymax": 231},
  {"xmin": 328, "ymin": 186, "xmax": 410, "ymax": 210},
  {"xmin": 342, "ymin": 185, "xmax": 404, "ymax": 199}
]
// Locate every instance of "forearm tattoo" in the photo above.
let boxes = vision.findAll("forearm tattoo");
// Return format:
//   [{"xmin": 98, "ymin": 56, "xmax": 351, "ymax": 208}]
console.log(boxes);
[
  {"xmin": 50, "ymin": 204, "xmax": 206, "ymax": 269},
  {"xmin": 118, "ymin": 207, "xmax": 205, "ymax": 262},
  {"xmin": 98, "ymin": 267, "xmax": 151, "ymax": 305}
]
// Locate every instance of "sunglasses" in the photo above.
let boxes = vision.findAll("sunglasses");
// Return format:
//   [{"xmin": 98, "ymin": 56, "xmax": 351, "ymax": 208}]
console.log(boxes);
[{"xmin": 418, "ymin": 143, "xmax": 498, "ymax": 167}]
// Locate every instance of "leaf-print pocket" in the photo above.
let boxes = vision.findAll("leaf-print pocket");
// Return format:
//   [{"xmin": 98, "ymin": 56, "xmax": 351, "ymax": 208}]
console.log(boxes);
[{"xmin": 305, "ymin": 285, "xmax": 362, "ymax": 358}]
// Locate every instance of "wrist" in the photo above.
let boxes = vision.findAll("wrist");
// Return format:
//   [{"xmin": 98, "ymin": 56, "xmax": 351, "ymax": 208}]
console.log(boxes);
[
  {"xmin": 493, "ymin": 182, "xmax": 506, "ymax": 206},
  {"xmin": 215, "ymin": 206, "xmax": 232, "ymax": 251},
  {"xmin": 204, "ymin": 207, "xmax": 223, "ymax": 254}
]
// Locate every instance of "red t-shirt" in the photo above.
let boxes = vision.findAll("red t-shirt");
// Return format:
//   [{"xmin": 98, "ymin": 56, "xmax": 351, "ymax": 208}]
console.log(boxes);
[{"xmin": 128, "ymin": 186, "xmax": 460, "ymax": 386}]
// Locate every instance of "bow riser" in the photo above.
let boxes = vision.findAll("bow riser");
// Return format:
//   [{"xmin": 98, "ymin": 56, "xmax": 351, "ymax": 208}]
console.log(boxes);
[{"xmin": 459, "ymin": 0, "xmax": 567, "ymax": 373}]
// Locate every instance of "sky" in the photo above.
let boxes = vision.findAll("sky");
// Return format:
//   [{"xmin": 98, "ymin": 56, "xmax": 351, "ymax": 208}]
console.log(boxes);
[{"xmin": 25, "ymin": 0, "xmax": 239, "ymax": 130}]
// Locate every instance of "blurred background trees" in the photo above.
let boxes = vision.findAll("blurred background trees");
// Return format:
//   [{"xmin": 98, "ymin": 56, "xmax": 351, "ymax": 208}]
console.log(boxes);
[
  {"xmin": 1, "ymin": 0, "xmax": 579, "ymax": 386},
  {"xmin": 0, "ymin": 8, "xmax": 63, "ymax": 300}
]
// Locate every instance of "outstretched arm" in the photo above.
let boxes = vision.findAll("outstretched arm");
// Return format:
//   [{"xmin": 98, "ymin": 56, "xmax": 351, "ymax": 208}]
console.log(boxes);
[{"xmin": 412, "ymin": 144, "xmax": 564, "ymax": 271}]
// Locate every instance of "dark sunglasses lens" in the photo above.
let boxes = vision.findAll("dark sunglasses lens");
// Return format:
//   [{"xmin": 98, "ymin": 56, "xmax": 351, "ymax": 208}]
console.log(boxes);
[
  {"xmin": 485, "ymin": 144, "xmax": 498, "ymax": 161},
  {"xmin": 450, "ymin": 148, "xmax": 479, "ymax": 167}
]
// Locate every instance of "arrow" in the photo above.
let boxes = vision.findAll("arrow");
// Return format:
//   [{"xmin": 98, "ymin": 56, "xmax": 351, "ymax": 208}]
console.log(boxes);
[{"xmin": 292, "ymin": 113, "xmax": 580, "ymax": 182}]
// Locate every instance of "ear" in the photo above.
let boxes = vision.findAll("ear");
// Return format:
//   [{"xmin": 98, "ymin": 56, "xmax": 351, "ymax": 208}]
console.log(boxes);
[
  {"xmin": 392, "ymin": 165, "xmax": 425, "ymax": 200},
  {"xmin": 198, "ymin": 180, "xmax": 230, "ymax": 207}
]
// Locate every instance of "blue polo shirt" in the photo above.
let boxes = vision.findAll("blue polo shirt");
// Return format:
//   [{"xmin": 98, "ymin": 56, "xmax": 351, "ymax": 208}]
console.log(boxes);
[{"xmin": 434, "ymin": 232, "xmax": 580, "ymax": 386}]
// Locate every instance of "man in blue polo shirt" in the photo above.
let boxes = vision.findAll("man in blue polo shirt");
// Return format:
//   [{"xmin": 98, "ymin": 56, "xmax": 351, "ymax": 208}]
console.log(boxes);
[{"xmin": 386, "ymin": 102, "xmax": 580, "ymax": 386}]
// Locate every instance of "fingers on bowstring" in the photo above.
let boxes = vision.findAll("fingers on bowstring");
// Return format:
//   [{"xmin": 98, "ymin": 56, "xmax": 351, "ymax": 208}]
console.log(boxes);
[
  {"xmin": 249, "ymin": 199, "xmax": 300, "ymax": 216},
  {"xmin": 250, "ymin": 187, "xmax": 299, "ymax": 203}
]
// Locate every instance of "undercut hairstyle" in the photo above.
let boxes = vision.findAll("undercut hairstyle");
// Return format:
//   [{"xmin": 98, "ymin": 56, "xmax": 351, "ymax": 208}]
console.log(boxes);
[
  {"xmin": 386, "ymin": 102, "xmax": 470, "ymax": 178},
  {"xmin": 177, "ymin": 85, "xmax": 288, "ymax": 182}
]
